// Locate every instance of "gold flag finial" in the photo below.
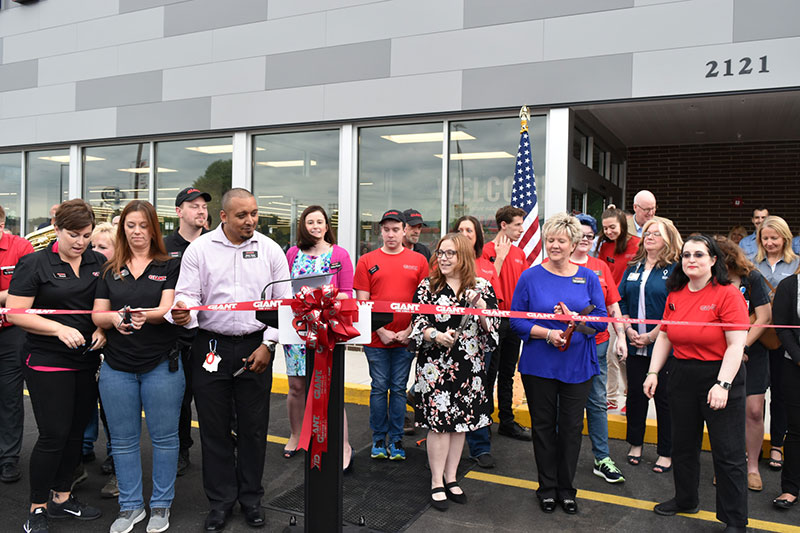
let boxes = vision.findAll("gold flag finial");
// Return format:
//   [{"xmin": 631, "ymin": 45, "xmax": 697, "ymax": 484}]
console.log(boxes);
[{"xmin": 519, "ymin": 105, "xmax": 530, "ymax": 133}]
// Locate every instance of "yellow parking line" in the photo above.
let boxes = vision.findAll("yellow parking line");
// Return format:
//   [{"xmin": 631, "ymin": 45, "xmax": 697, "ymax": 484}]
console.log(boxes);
[{"xmin": 465, "ymin": 471, "xmax": 800, "ymax": 533}]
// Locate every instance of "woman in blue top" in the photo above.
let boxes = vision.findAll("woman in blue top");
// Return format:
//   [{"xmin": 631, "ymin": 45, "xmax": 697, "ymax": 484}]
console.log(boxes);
[
  {"xmin": 510, "ymin": 213, "xmax": 607, "ymax": 516},
  {"xmin": 617, "ymin": 217, "xmax": 681, "ymax": 474}
]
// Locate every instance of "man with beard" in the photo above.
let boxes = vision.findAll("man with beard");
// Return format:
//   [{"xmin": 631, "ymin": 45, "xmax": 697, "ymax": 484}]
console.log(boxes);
[{"xmin": 402, "ymin": 208, "xmax": 431, "ymax": 261}]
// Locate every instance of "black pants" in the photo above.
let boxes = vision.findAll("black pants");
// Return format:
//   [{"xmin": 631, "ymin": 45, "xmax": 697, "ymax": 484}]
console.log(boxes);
[
  {"xmin": 178, "ymin": 340, "xmax": 194, "ymax": 453},
  {"xmin": 0, "ymin": 326, "xmax": 25, "ymax": 466},
  {"xmin": 669, "ymin": 358, "xmax": 747, "ymax": 527},
  {"xmin": 769, "ymin": 347, "xmax": 787, "ymax": 447},
  {"xmin": 487, "ymin": 319, "xmax": 521, "ymax": 427},
  {"xmin": 24, "ymin": 366, "xmax": 97, "ymax": 504},
  {"xmin": 781, "ymin": 357, "xmax": 800, "ymax": 497},
  {"xmin": 192, "ymin": 330, "xmax": 272, "ymax": 511},
  {"xmin": 521, "ymin": 374, "xmax": 591, "ymax": 501},
  {"xmin": 626, "ymin": 355, "xmax": 672, "ymax": 456}
]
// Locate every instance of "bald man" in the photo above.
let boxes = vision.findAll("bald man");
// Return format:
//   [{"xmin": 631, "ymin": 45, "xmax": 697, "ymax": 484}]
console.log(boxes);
[{"xmin": 626, "ymin": 190, "xmax": 671, "ymax": 237}]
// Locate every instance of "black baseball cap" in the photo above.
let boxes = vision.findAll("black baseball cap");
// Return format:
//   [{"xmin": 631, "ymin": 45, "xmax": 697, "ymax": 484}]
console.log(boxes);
[
  {"xmin": 175, "ymin": 187, "xmax": 212, "ymax": 207},
  {"xmin": 403, "ymin": 208, "xmax": 427, "ymax": 227},
  {"xmin": 379, "ymin": 209, "xmax": 405, "ymax": 224}
]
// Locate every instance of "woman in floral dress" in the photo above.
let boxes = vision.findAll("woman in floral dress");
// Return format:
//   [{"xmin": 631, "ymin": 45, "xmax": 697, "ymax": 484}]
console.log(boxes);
[{"xmin": 411, "ymin": 233, "xmax": 499, "ymax": 511}]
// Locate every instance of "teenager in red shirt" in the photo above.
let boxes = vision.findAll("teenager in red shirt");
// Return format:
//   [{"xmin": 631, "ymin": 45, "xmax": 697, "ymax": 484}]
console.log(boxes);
[
  {"xmin": 354, "ymin": 210, "xmax": 429, "ymax": 461},
  {"xmin": 480, "ymin": 206, "xmax": 530, "ymax": 442},
  {"xmin": 643, "ymin": 235, "xmax": 748, "ymax": 531}
]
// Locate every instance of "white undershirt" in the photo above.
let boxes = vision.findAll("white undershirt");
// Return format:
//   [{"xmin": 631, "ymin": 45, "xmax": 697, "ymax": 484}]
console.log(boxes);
[{"xmin": 636, "ymin": 267, "xmax": 652, "ymax": 356}]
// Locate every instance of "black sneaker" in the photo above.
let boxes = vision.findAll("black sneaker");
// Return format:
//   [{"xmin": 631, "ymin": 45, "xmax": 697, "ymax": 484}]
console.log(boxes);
[
  {"xmin": 470, "ymin": 453, "xmax": 496, "ymax": 469},
  {"xmin": 23, "ymin": 507, "xmax": 48, "ymax": 533},
  {"xmin": 46, "ymin": 494, "xmax": 102, "ymax": 521},
  {"xmin": 100, "ymin": 455, "xmax": 114, "ymax": 475}
]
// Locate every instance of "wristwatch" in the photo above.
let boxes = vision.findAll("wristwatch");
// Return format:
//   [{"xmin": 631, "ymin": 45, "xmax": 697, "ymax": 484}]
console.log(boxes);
[
  {"xmin": 429, "ymin": 329, "xmax": 439, "ymax": 342},
  {"xmin": 263, "ymin": 340, "xmax": 277, "ymax": 353},
  {"xmin": 715, "ymin": 380, "xmax": 732, "ymax": 390}
]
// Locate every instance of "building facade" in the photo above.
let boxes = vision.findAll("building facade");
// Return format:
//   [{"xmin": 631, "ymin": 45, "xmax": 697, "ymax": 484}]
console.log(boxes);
[{"xmin": 1, "ymin": 0, "xmax": 798, "ymax": 255}]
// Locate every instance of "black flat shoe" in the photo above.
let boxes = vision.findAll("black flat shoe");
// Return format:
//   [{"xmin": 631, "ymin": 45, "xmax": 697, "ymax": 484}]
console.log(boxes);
[
  {"xmin": 653, "ymin": 498, "xmax": 699, "ymax": 516},
  {"xmin": 773, "ymin": 496, "xmax": 797, "ymax": 510},
  {"xmin": 430, "ymin": 487, "xmax": 448, "ymax": 511},
  {"xmin": 539, "ymin": 497, "xmax": 556, "ymax": 513},
  {"xmin": 497, "ymin": 422, "xmax": 532, "ymax": 441},
  {"xmin": 343, "ymin": 456, "xmax": 354, "ymax": 475},
  {"xmin": 560, "ymin": 498, "xmax": 578, "ymax": 514},
  {"xmin": 242, "ymin": 504, "xmax": 265, "ymax": 528},
  {"xmin": 444, "ymin": 481, "xmax": 467, "ymax": 504},
  {"xmin": 204, "ymin": 509, "xmax": 232, "ymax": 531}
]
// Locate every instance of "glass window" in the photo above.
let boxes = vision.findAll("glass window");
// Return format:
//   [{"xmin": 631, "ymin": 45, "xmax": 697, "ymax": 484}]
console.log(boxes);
[
  {"xmin": 26, "ymin": 149, "xmax": 69, "ymax": 233},
  {"xmin": 358, "ymin": 123, "xmax": 442, "ymax": 256},
  {"xmin": 0, "ymin": 152, "xmax": 22, "ymax": 235},
  {"xmin": 586, "ymin": 188, "xmax": 606, "ymax": 222},
  {"xmin": 573, "ymin": 130, "xmax": 587, "ymax": 164},
  {"xmin": 84, "ymin": 143, "xmax": 150, "ymax": 224},
  {"xmin": 570, "ymin": 188, "xmax": 584, "ymax": 215},
  {"xmin": 154, "ymin": 137, "xmax": 233, "ymax": 235},
  {"xmin": 448, "ymin": 116, "xmax": 546, "ymax": 242},
  {"xmin": 252, "ymin": 130, "xmax": 339, "ymax": 251}
]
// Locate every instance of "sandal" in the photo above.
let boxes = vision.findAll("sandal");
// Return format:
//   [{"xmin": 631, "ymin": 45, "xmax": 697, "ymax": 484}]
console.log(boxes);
[
  {"xmin": 768, "ymin": 447, "xmax": 784, "ymax": 471},
  {"xmin": 627, "ymin": 455, "xmax": 641, "ymax": 466},
  {"xmin": 652, "ymin": 463, "xmax": 672, "ymax": 474},
  {"xmin": 283, "ymin": 448, "xmax": 298, "ymax": 459}
]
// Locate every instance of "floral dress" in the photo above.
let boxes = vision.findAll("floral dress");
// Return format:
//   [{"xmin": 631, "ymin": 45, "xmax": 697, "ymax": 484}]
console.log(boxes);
[
  {"xmin": 410, "ymin": 277, "xmax": 499, "ymax": 432},
  {"xmin": 284, "ymin": 248, "xmax": 332, "ymax": 376}
]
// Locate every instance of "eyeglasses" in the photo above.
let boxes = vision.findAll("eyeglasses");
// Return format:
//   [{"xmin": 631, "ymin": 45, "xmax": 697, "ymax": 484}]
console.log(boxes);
[
  {"xmin": 580, "ymin": 233, "xmax": 595, "ymax": 241},
  {"xmin": 642, "ymin": 231, "xmax": 662, "ymax": 238},
  {"xmin": 634, "ymin": 204, "xmax": 657, "ymax": 214},
  {"xmin": 681, "ymin": 251, "xmax": 708, "ymax": 260},
  {"xmin": 435, "ymin": 249, "xmax": 457, "ymax": 259}
]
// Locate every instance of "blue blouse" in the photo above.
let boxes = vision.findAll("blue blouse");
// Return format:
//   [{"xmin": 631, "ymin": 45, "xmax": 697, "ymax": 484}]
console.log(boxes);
[{"xmin": 510, "ymin": 265, "xmax": 607, "ymax": 383}]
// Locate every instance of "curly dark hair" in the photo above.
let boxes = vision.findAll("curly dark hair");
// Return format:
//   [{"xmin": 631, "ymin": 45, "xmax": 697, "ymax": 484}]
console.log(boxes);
[{"xmin": 666, "ymin": 234, "xmax": 730, "ymax": 292}]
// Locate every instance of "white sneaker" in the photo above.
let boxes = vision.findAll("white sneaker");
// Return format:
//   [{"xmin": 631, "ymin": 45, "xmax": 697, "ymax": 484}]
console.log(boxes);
[
  {"xmin": 109, "ymin": 508, "xmax": 145, "ymax": 533},
  {"xmin": 146, "ymin": 508, "xmax": 170, "ymax": 533}
]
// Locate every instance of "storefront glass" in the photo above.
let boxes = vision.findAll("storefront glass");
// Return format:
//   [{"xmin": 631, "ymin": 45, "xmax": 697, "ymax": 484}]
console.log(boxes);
[
  {"xmin": 26, "ymin": 149, "xmax": 70, "ymax": 233},
  {"xmin": 84, "ymin": 143, "xmax": 150, "ymax": 223},
  {"xmin": 0, "ymin": 152, "xmax": 21, "ymax": 235}
]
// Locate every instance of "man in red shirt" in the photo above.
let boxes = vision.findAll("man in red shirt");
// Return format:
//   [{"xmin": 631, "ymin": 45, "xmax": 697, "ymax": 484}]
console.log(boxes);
[
  {"xmin": 354, "ymin": 210, "xmax": 429, "ymax": 461},
  {"xmin": 0, "ymin": 205, "xmax": 34, "ymax": 483},
  {"xmin": 481, "ymin": 206, "xmax": 531, "ymax": 441}
]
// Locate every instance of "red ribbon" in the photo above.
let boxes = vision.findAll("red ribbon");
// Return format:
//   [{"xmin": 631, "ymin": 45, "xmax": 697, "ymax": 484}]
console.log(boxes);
[{"xmin": 290, "ymin": 285, "xmax": 360, "ymax": 470}]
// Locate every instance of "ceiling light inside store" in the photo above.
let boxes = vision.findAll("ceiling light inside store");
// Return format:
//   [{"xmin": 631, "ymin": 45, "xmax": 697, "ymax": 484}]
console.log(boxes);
[
  {"xmin": 434, "ymin": 151, "xmax": 515, "ymax": 160},
  {"xmin": 258, "ymin": 195, "xmax": 284, "ymax": 199},
  {"xmin": 38, "ymin": 155, "xmax": 105, "ymax": 163},
  {"xmin": 117, "ymin": 167, "xmax": 177, "ymax": 173},
  {"xmin": 257, "ymin": 160, "xmax": 317, "ymax": 167},
  {"xmin": 380, "ymin": 131, "xmax": 475, "ymax": 144},
  {"xmin": 359, "ymin": 182, "xmax": 373, "ymax": 186}
]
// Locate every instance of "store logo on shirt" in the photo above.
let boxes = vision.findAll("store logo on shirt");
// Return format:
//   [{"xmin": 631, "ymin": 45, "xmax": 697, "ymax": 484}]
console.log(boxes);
[
  {"xmin": 402, "ymin": 264, "xmax": 419, "ymax": 271},
  {"xmin": 92, "ymin": 271, "xmax": 100, "ymax": 277},
  {"xmin": 148, "ymin": 275, "xmax": 167, "ymax": 282},
  {"xmin": 700, "ymin": 304, "xmax": 717, "ymax": 311}
]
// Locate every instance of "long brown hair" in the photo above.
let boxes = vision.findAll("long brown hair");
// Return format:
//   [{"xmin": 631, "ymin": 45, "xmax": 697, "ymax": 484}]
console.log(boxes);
[
  {"xmin": 296, "ymin": 205, "xmax": 336, "ymax": 250},
  {"xmin": 104, "ymin": 200, "xmax": 169, "ymax": 278},
  {"xmin": 595, "ymin": 205, "xmax": 631, "ymax": 255},
  {"xmin": 714, "ymin": 235, "xmax": 755, "ymax": 277},
  {"xmin": 451, "ymin": 215, "xmax": 484, "ymax": 257},
  {"xmin": 429, "ymin": 233, "xmax": 476, "ymax": 299},
  {"xmin": 628, "ymin": 217, "xmax": 682, "ymax": 269}
]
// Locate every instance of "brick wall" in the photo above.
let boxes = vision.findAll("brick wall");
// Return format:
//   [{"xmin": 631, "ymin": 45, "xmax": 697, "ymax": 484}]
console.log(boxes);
[{"xmin": 625, "ymin": 141, "xmax": 800, "ymax": 237}]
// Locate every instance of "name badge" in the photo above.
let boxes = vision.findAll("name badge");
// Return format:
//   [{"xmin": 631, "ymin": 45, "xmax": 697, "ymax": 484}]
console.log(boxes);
[
  {"xmin": 53, "ymin": 272, "xmax": 68, "ymax": 279},
  {"xmin": 572, "ymin": 276, "xmax": 586, "ymax": 284},
  {"xmin": 113, "ymin": 269, "xmax": 130, "ymax": 281},
  {"xmin": 627, "ymin": 272, "xmax": 640, "ymax": 282},
  {"xmin": 1, "ymin": 266, "xmax": 14, "ymax": 276},
  {"xmin": 369, "ymin": 265, "xmax": 379, "ymax": 275},
  {"xmin": 606, "ymin": 257, "xmax": 615, "ymax": 264},
  {"xmin": 243, "ymin": 250, "xmax": 258, "ymax": 259},
  {"xmin": 169, "ymin": 251, "xmax": 181, "ymax": 258}
]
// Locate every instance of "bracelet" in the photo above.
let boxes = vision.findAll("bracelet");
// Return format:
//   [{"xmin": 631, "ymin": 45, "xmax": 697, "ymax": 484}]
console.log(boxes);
[
  {"xmin": 545, "ymin": 329, "xmax": 553, "ymax": 344},
  {"xmin": 646, "ymin": 371, "xmax": 658, "ymax": 376}
]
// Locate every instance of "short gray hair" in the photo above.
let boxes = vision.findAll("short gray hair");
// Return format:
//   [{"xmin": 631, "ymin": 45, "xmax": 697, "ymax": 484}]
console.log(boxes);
[{"xmin": 542, "ymin": 212, "xmax": 582, "ymax": 246}]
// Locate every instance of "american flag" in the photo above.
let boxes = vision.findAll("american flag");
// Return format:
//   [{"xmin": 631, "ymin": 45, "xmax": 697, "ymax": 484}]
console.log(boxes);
[{"xmin": 511, "ymin": 127, "xmax": 541, "ymax": 266}]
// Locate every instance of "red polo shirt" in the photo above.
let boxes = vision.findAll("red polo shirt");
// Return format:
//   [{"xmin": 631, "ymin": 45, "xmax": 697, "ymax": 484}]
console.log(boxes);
[
  {"xmin": 482, "ymin": 241, "xmax": 525, "ymax": 311},
  {"xmin": 0, "ymin": 232, "xmax": 34, "ymax": 328}
]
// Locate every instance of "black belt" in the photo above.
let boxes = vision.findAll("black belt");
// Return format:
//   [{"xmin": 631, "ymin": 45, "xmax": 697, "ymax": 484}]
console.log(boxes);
[{"xmin": 200, "ymin": 329, "xmax": 264, "ymax": 343}]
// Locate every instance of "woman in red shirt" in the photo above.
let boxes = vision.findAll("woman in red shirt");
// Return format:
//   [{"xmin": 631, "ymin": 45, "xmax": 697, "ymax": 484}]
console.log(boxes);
[{"xmin": 643, "ymin": 235, "xmax": 749, "ymax": 532}]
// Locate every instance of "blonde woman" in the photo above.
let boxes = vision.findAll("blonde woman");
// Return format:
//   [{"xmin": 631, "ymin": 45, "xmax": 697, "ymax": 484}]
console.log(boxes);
[
  {"xmin": 755, "ymin": 216, "xmax": 799, "ymax": 471},
  {"xmin": 91, "ymin": 222, "xmax": 116, "ymax": 260}
]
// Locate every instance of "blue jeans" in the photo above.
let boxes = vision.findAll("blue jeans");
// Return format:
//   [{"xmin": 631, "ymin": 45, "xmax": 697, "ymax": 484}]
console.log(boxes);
[
  {"xmin": 82, "ymin": 402, "xmax": 111, "ymax": 457},
  {"xmin": 99, "ymin": 359, "xmax": 185, "ymax": 511},
  {"xmin": 364, "ymin": 346, "xmax": 415, "ymax": 444},
  {"xmin": 585, "ymin": 340, "xmax": 610, "ymax": 461},
  {"xmin": 466, "ymin": 349, "xmax": 493, "ymax": 457}
]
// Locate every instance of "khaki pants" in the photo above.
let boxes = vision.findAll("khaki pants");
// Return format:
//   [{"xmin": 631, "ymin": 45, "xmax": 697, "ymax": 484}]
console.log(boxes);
[{"xmin": 606, "ymin": 327, "xmax": 627, "ymax": 406}]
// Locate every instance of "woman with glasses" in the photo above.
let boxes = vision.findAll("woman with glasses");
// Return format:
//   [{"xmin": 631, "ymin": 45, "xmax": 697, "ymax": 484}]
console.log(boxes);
[
  {"xmin": 510, "ymin": 213, "xmax": 607, "ymax": 515},
  {"xmin": 644, "ymin": 235, "xmax": 748, "ymax": 532},
  {"xmin": 754, "ymin": 216, "xmax": 799, "ymax": 471},
  {"xmin": 618, "ymin": 217, "xmax": 682, "ymax": 475},
  {"xmin": 410, "ymin": 233, "xmax": 499, "ymax": 511}
]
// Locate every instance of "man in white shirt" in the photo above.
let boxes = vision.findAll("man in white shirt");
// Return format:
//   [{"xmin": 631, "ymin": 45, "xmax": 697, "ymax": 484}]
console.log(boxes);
[{"xmin": 171, "ymin": 188, "xmax": 291, "ymax": 531}]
